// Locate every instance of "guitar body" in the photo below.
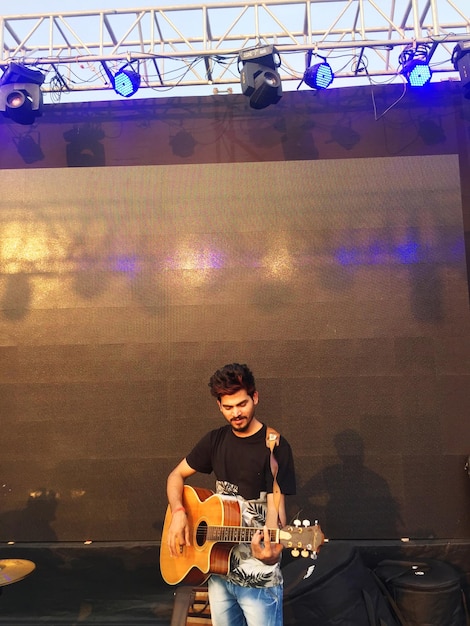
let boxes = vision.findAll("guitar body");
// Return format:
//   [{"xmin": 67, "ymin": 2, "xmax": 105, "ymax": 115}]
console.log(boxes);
[
  {"xmin": 160, "ymin": 485, "xmax": 242, "ymax": 585},
  {"xmin": 160, "ymin": 485, "xmax": 325, "ymax": 586}
]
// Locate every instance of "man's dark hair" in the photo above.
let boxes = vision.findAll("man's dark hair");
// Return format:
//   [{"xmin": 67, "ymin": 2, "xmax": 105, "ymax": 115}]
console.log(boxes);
[{"xmin": 208, "ymin": 363, "xmax": 256, "ymax": 400}]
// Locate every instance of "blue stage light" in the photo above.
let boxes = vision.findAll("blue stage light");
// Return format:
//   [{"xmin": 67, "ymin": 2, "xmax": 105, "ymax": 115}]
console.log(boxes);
[
  {"xmin": 113, "ymin": 68, "xmax": 141, "ymax": 97},
  {"xmin": 403, "ymin": 60, "xmax": 432, "ymax": 87},
  {"xmin": 303, "ymin": 62, "xmax": 334, "ymax": 90},
  {"xmin": 399, "ymin": 44, "xmax": 433, "ymax": 87}
]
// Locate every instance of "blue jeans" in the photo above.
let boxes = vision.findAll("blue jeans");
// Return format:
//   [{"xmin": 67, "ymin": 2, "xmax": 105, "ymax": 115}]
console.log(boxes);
[{"xmin": 208, "ymin": 575, "xmax": 283, "ymax": 626}]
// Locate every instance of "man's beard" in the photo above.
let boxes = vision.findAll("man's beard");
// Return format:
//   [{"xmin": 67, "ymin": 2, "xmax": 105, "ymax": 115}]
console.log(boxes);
[{"xmin": 231, "ymin": 416, "xmax": 251, "ymax": 432}]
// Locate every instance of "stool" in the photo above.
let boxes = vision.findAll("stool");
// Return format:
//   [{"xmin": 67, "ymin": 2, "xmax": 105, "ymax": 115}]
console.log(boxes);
[{"xmin": 170, "ymin": 585, "xmax": 212, "ymax": 626}]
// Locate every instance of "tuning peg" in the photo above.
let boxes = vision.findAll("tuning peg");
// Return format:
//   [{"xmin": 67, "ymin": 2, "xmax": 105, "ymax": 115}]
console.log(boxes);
[
  {"xmin": 293, "ymin": 519, "xmax": 301, "ymax": 527},
  {"xmin": 302, "ymin": 519, "xmax": 310, "ymax": 527},
  {"xmin": 291, "ymin": 548, "xmax": 300, "ymax": 557},
  {"xmin": 310, "ymin": 551, "xmax": 318, "ymax": 560},
  {"xmin": 301, "ymin": 549, "xmax": 310, "ymax": 557}
]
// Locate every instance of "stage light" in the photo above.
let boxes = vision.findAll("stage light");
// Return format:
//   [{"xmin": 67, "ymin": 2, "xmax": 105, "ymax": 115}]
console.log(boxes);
[
  {"xmin": 101, "ymin": 62, "xmax": 141, "ymax": 98},
  {"xmin": 63, "ymin": 125, "xmax": 106, "ymax": 167},
  {"xmin": 303, "ymin": 62, "xmax": 334, "ymax": 90},
  {"xmin": 399, "ymin": 44, "xmax": 432, "ymax": 87},
  {"xmin": 14, "ymin": 133, "xmax": 45, "ymax": 164},
  {"xmin": 239, "ymin": 45, "xmax": 282, "ymax": 110},
  {"xmin": 452, "ymin": 41, "xmax": 470, "ymax": 100},
  {"xmin": 0, "ymin": 63, "xmax": 45, "ymax": 125},
  {"xmin": 402, "ymin": 60, "xmax": 432, "ymax": 87},
  {"xmin": 113, "ymin": 67, "xmax": 141, "ymax": 98}
]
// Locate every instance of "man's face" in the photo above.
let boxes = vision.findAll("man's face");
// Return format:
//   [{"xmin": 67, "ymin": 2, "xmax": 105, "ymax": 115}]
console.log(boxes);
[{"xmin": 218, "ymin": 389, "xmax": 258, "ymax": 434}]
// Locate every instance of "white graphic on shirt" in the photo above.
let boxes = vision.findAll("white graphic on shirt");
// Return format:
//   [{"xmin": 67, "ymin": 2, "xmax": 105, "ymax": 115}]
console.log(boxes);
[{"xmin": 215, "ymin": 480, "xmax": 282, "ymax": 588}]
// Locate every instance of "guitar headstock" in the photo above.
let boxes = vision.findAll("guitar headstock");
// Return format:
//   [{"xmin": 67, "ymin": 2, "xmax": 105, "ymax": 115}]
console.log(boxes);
[{"xmin": 279, "ymin": 520, "xmax": 325, "ymax": 559}]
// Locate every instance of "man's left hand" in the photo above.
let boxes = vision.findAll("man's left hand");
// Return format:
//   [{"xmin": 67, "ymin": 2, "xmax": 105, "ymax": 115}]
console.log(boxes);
[{"xmin": 251, "ymin": 526, "xmax": 283, "ymax": 565}]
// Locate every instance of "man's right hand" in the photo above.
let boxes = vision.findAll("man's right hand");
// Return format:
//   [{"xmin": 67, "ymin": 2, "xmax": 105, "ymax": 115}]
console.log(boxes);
[
  {"xmin": 166, "ymin": 459, "xmax": 197, "ymax": 557},
  {"xmin": 167, "ymin": 509, "xmax": 191, "ymax": 557}
]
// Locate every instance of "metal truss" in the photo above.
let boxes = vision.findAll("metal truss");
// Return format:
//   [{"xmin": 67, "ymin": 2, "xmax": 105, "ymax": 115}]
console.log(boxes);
[{"xmin": 1, "ymin": 0, "xmax": 469, "ymax": 100}]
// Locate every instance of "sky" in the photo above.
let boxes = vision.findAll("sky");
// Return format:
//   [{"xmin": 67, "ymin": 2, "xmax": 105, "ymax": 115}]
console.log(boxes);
[
  {"xmin": 9, "ymin": 0, "xmax": 202, "ymax": 10},
  {"xmin": 3, "ymin": 0, "xmax": 237, "ymax": 103},
  {"xmin": 3, "ymin": 0, "xmax": 467, "ymax": 104}
]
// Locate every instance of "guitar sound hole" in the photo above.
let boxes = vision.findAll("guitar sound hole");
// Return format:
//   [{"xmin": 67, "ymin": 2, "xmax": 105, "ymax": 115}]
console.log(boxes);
[{"xmin": 196, "ymin": 521, "xmax": 208, "ymax": 547}]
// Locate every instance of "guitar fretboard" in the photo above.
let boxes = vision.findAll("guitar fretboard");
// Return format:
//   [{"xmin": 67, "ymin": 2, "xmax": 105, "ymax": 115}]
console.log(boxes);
[{"xmin": 206, "ymin": 526, "xmax": 278, "ymax": 543}]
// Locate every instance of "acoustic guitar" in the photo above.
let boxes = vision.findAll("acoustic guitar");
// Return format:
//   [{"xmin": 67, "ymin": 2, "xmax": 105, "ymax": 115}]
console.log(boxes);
[{"xmin": 160, "ymin": 484, "xmax": 325, "ymax": 586}]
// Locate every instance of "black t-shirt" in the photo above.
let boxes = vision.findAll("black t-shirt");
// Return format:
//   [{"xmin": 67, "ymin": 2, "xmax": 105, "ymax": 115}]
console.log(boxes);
[{"xmin": 186, "ymin": 423, "xmax": 296, "ymax": 501}]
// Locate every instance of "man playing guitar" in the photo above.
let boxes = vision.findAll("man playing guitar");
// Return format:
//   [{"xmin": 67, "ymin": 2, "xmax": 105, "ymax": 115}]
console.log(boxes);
[{"xmin": 165, "ymin": 363, "xmax": 296, "ymax": 626}]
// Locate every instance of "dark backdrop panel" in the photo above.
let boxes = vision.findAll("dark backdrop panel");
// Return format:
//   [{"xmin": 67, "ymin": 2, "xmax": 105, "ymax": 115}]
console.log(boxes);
[{"xmin": 0, "ymin": 153, "xmax": 468, "ymax": 541}]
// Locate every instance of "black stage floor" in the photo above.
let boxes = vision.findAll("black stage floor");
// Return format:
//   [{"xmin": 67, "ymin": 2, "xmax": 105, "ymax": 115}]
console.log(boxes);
[
  {"xmin": 0, "ymin": 543, "xmax": 174, "ymax": 625},
  {"xmin": 0, "ymin": 540, "xmax": 469, "ymax": 625}
]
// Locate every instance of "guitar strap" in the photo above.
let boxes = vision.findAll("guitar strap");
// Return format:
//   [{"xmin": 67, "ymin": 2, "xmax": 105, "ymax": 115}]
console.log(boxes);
[{"xmin": 266, "ymin": 426, "xmax": 282, "ymax": 525}]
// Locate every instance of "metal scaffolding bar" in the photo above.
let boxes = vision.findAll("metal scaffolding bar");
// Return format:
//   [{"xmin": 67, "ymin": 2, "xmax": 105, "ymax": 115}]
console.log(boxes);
[{"xmin": 0, "ymin": 0, "xmax": 468, "ymax": 96}]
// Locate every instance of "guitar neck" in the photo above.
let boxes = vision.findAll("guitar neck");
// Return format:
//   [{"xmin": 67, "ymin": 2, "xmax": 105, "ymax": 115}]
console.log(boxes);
[{"xmin": 207, "ymin": 526, "xmax": 279, "ymax": 544}]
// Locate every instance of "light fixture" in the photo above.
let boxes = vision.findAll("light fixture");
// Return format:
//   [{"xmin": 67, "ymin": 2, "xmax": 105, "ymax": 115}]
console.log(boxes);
[
  {"xmin": 239, "ymin": 45, "xmax": 282, "ymax": 110},
  {"xmin": 113, "ymin": 67, "xmax": 141, "ymax": 98},
  {"xmin": 399, "ymin": 44, "xmax": 432, "ymax": 87},
  {"xmin": 403, "ymin": 60, "xmax": 432, "ymax": 87},
  {"xmin": 170, "ymin": 129, "xmax": 196, "ymax": 157},
  {"xmin": 0, "ymin": 63, "xmax": 45, "ymax": 125},
  {"xmin": 101, "ymin": 62, "xmax": 141, "ymax": 98},
  {"xmin": 452, "ymin": 41, "xmax": 470, "ymax": 100},
  {"xmin": 63, "ymin": 125, "xmax": 106, "ymax": 167},
  {"xmin": 303, "ymin": 61, "xmax": 334, "ymax": 90},
  {"xmin": 14, "ymin": 133, "xmax": 45, "ymax": 163}
]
